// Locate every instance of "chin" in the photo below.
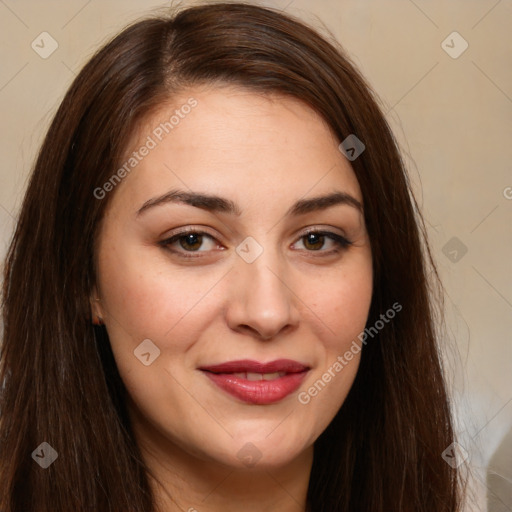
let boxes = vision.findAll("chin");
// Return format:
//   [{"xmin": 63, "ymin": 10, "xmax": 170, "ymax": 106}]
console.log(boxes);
[{"xmin": 214, "ymin": 431, "xmax": 312, "ymax": 470}]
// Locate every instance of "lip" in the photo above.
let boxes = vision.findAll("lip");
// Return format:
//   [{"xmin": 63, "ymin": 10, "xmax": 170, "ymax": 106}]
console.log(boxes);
[
  {"xmin": 200, "ymin": 359, "xmax": 308, "ymax": 374},
  {"xmin": 199, "ymin": 359, "xmax": 310, "ymax": 405}
]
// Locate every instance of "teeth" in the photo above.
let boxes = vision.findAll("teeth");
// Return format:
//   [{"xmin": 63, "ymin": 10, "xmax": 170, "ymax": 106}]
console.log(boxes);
[
  {"xmin": 262, "ymin": 372, "xmax": 282, "ymax": 381},
  {"xmin": 231, "ymin": 372, "xmax": 286, "ymax": 381}
]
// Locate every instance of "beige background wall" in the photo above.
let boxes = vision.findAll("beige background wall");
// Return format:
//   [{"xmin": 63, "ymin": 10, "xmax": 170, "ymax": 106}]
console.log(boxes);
[{"xmin": 1, "ymin": 1, "xmax": 510, "ymax": 510}]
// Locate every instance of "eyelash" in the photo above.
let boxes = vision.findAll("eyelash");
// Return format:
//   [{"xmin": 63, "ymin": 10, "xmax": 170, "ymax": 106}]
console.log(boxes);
[{"xmin": 159, "ymin": 227, "xmax": 353, "ymax": 259}]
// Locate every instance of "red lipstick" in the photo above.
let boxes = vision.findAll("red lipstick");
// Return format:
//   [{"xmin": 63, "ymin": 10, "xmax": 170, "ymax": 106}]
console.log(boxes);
[{"xmin": 199, "ymin": 359, "xmax": 309, "ymax": 405}]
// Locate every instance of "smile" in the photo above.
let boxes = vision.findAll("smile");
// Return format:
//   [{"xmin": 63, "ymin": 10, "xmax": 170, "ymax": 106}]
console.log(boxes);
[{"xmin": 199, "ymin": 359, "xmax": 310, "ymax": 405}]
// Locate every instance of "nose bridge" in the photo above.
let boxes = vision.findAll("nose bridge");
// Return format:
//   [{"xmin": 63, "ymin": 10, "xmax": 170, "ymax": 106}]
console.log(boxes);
[{"xmin": 227, "ymin": 235, "xmax": 299, "ymax": 339}]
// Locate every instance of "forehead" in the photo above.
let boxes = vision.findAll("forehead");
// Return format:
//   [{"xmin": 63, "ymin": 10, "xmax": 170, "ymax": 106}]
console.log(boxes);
[{"xmin": 107, "ymin": 85, "xmax": 363, "ymax": 216}]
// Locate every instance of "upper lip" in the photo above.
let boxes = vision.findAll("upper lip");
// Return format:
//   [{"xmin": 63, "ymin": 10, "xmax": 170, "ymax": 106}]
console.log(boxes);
[{"xmin": 199, "ymin": 359, "xmax": 309, "ymax": 374}]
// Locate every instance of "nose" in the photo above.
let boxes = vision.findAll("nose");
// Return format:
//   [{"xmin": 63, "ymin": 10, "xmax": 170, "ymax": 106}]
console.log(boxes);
[{"xmin": 225, "ymin": 252, "xmax": 300, "ymax": 341}]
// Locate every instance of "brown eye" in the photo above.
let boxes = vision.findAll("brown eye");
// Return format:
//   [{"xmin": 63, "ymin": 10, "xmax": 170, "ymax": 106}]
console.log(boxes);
[
  {"xmin": 160, "ymin": 230, "xmax": 220, "ymax": 257},
  {"xmin": 302, "ymin": 232, "xmax": 326, "ymax": 251},
  {"xmin": 178, "ymin": 233, "xmax": 203, "ymax": 251},
  {"xmin": 293, "ymin": 230, "xmax": 353, "ymax": 254}
]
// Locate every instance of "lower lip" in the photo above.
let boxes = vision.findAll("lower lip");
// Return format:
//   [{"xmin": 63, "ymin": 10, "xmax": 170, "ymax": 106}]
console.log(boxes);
[{"xmin": 202, "ymin": 371, "xmax": 308, "ymax": 405}]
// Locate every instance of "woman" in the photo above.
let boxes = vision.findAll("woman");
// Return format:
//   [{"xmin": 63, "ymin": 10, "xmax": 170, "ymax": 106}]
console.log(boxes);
[{"xmin": 0, "ymin": 2, "xmax": 464, "ymax": 511}]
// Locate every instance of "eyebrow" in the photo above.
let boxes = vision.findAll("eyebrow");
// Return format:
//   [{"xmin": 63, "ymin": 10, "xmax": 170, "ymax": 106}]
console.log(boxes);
[{"xmin": 136, "ymin": 188, "xmax": 363, "ymax": 217}]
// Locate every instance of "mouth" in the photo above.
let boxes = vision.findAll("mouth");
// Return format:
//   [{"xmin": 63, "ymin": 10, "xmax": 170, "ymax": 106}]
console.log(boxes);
[{"xmin": 199, "ymin": 359, "xmax": 310, "ymax": 405}]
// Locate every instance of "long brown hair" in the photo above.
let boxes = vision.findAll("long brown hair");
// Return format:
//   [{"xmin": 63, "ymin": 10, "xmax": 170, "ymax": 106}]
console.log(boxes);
[{"xmin": 1, "ymin": 2, "xmax": 463, "ymax": 510}]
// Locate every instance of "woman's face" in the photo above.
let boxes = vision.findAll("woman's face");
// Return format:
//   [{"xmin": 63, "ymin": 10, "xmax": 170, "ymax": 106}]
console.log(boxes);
[{"xmin": 91, "ymin": 85, "xmax": 373, "ymax": 470}]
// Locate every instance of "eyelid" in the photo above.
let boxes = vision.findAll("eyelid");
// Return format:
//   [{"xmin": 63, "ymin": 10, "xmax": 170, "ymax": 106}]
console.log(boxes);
[
  {"xmin": 298, "ymin": 226, "xmax": 349, "ymax": 240},
  {"xmin": 162, "ymin": 225, "xmax": 219, "ymax": 239}
]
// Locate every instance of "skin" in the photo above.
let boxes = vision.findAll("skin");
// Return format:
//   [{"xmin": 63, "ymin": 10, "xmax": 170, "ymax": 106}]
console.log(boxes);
[{"xmin": 90, "ymin": 85, "xmax": 373, "ymax": 512}]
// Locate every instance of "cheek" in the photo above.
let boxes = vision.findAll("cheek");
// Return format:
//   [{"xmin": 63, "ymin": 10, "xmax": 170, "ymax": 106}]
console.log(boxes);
[
  {"xmin": 97, "ymin": 244, "xmax": 220, "ymax": 347},
  {"xmin": 95, "ymin": 247, "xmax": 218, "ymax": 421},
  {"xmin": 95, "ymin": 259, "xmax": 219, "ymax": 420},
  {"xmin": 312, "ymin": 259, "xmax": 373, "ymax": 347},
  {"xmin": 298, "ymin": 258, "xmax": 372, "ymax": 419}
]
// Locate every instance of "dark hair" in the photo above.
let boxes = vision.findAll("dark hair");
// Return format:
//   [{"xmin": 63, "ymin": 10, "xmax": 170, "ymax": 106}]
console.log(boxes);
[{"xmin": 1, "ymin": 2, "xmax": 463, "ymax": 510}]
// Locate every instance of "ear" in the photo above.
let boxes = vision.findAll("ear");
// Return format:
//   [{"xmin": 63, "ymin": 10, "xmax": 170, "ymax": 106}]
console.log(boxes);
[{"xmin": 89, "ymin": 286, "xmax": 105, "ymax": 325}]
